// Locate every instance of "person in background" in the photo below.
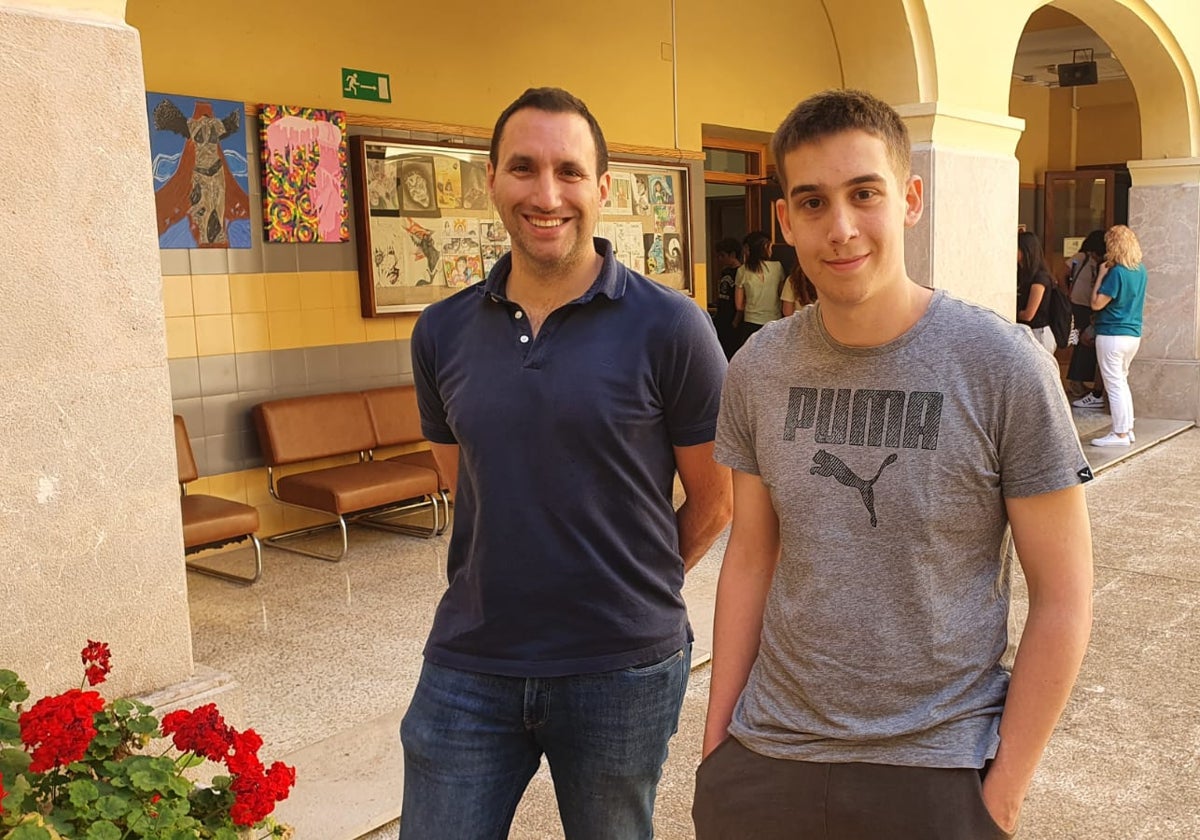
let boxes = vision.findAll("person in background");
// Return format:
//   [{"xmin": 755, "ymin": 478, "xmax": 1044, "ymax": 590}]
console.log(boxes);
[
  {"xmin": 402, "ymin": 86, "xmax": 732, "ymax": 839},
  {"xmin": 712, "ymin": 237, "xmax": 742, "ymax": 358},
  {"xmin": 1016, "ymin": 230, "xmax": 1056, "ymax": 353},
  {"xmin": 780, "ymin": 262, "xmax": 817, "ymax": 316},
  {"xmin": 1088, "ymin": 224, "xmax": 1148, "ymax": 447},
  {"xmin": 734, "ymin": 230, "xmax": 785, "ymax": 345},
  {"xmin": 1067, "ymin": 230, "xmax": 1107, "ymax": 408}
]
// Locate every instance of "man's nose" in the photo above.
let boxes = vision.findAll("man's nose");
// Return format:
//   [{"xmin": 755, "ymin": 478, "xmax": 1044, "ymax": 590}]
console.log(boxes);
[
  {"xmin": 530, "ymin": 170, "xmax": 561, "ymax": 209},
  {"xmin": 828, "ymin": 202, "xmax": 858, "ymax": 244}
]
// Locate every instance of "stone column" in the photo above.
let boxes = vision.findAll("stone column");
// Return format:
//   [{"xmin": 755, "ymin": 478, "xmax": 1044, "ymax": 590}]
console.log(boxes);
[
  {"xmin": 1126, "ymin": 159, "xmax": 1200, "ymax": 423},
  {"xmin": 896, "ymin": 103, "xmax": 1025, "ymax": 319},
  {"xmin": 0, "ymin": 2, "xmax": 194, "ymax": 696}
]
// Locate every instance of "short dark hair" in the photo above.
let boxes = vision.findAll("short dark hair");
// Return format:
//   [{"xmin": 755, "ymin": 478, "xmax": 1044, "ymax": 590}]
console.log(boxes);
[
  {"xmin": 771, "ymin": 89, "xmax": 911, "ymax": 191},
  {"xmin": 743, "ymin": 231, "xmax": 772, "ymax": 272},
  {"xmin": 715, "ymin": 237, "xmax": 741, "ymax": 257},
  {"xmin": 1080, "ymin": 230, "xmax": 1106, "ymax": 258},
  {"xmin": 490, "ymin": 87, "xmax": 609, "ymax": 176}
]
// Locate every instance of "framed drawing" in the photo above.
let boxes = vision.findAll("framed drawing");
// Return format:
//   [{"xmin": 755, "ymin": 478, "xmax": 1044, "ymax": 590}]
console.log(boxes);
[{"xmin": 350, "ymin": 137, "xmax": 693, "ymax": 315}]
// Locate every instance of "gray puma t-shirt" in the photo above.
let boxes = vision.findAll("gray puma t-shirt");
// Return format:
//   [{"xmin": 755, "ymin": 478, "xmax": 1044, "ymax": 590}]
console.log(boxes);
[{"xmin": 715, "ymin": 290, "xmax": 1090, "ymax": 768}]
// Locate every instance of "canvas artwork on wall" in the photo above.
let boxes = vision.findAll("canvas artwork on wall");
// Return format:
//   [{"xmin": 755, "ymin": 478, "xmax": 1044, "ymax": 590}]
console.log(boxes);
[
  {"xmin": 258, "ymin": 104, "xmax": 350, "ymax": 243},
  {"xmin": 146, "ymin": 92, "xmax": 251, "ymax": 249}
]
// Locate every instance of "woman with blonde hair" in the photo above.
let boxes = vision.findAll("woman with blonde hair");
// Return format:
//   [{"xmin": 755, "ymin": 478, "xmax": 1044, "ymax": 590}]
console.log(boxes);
[{"xmin": 1088, "ymin": 224, "xmax": 1148, "ymax": 446}]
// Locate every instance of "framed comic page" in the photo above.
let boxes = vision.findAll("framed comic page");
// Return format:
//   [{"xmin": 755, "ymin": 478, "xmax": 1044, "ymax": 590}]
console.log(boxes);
[{"xmin": 350, "ymin": 137, "xmax": 693, "ymax": 315}]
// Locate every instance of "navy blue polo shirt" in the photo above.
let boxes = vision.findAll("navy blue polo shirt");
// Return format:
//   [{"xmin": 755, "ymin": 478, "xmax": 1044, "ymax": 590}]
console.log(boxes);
[{"xmin": 411, "ymin": 238, "xmax": 726, "ymax": 677}]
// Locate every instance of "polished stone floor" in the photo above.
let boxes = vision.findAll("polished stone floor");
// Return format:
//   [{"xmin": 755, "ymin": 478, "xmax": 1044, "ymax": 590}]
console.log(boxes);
[{"xmin": 187, "ymin": 412, "xmax": 1198, "ymax": 840}]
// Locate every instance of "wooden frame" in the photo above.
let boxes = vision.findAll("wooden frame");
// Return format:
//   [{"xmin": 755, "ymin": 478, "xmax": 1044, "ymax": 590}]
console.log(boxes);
[{"xmin": 350, "ymin": 137, "xmax": 693, "ymax": 315}]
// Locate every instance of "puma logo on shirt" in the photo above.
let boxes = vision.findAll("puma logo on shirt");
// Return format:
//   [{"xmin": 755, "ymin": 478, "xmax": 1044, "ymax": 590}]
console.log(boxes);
[{"xmin": 810, "ymin": 450, "xmax": 898, "ymax": 527}]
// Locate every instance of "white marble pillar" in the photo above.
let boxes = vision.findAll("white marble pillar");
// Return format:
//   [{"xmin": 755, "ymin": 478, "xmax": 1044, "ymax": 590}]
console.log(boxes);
[
  {"xmin": 897, "ymin": 104, "xmax": 1024, "ymax": 319},
  {"xmin": 0, "ymin": 3, "xmax": 194, "ymax": 696},
  {"xmin": 1126, "ymin": 159, "xmax": 1200, "ymax": 422}
]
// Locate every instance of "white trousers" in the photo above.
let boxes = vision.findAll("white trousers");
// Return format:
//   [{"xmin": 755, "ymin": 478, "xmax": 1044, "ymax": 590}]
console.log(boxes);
[{"xmin": 1095, "ymin": 333, "xmax": 1141, "ymax": 434}]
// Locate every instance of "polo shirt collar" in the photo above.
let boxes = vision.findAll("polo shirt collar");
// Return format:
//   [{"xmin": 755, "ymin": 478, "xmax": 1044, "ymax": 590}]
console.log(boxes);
[{"xmin": 481, "ymin": 237, "xmax": 627, "ymax": 304}]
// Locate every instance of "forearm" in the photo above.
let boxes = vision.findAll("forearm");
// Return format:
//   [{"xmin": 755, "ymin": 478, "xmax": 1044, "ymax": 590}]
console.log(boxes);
[
  {"xmin": 677, "ymin": 495, "xmax": 731, "ymax": 572},
  {"xmin": 984, "ymin": 594, "xmax": 1092, "ymax": 829},
  {"xmin": 702, "ymin": 548, "xmax": 778, "ymax": 755}
]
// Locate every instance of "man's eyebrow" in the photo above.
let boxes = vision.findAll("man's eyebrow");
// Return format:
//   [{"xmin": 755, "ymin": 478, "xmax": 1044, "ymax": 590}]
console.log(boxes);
[
  {"xmin": 788, "ymin": 173, "xmax": 886, "ymax": 199},
  {"xmin": 501, "ymin": 152, "xmax": 590, "ymax": 173}
]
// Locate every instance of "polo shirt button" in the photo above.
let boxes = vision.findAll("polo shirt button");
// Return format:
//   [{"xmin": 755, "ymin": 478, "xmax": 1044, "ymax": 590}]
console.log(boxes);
[
  {"xmin": 514, "ymin": 311, "xmax": 524, "ymax": 319},
  {"xmin": 519, "ymin": 335, "xmax": 530, "ymax": 344}
]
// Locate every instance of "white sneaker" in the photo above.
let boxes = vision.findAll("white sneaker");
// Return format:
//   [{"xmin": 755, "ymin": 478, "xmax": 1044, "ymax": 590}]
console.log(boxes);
[
  {"xmin": 1091, "ymin": 432, "xmax": 1132, "ymax": 447},
  {"xmin": 1073, "ymin": 393, "xmax": 1106, "ymax": 409}
]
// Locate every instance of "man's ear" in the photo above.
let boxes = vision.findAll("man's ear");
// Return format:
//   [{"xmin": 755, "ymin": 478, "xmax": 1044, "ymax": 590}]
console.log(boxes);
[
  {"xmin": 904, "ymin": 174, "xmax": 924, "ymax": 228},
  {"xmin": 486, "ymin": 161, "xmax": 496, "ymax": 199},
  {"xmin": 775, "ymin": 197, "xmax": 795, "ymax": 245},
  {"xmin": 598, "ymin": 170, "xmax": 612, "ymax": 206}
]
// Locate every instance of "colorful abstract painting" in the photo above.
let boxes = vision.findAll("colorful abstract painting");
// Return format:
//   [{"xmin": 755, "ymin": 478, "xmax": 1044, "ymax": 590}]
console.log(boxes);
[
  {"xmin": 258, "ymin": 104, "xmax": 350, "ymax": 243},
  {"xmin": 146, "ymin": 92, "xmax": 251, "ymax": 249}
]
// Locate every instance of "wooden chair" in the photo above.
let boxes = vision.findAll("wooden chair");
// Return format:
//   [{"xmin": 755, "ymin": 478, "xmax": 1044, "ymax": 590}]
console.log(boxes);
[{"xmin": 174, "ymin": 415, "xmax": 263, "ymax": 584}]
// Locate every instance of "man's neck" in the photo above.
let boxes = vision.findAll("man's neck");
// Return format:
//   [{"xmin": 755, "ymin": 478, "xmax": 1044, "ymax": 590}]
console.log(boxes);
[
  {"xmin": 820, "ymin": 278, "xmax": 934, "ymax": 348},
  {"xmin": 506, "ymin": 250, "xmax": 605, "ymax": 334}
]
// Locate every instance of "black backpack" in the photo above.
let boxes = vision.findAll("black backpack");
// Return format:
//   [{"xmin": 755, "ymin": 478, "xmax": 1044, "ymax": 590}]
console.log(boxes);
[{"xmin": 1046, "ymin": 281, "xmax": 1073, "ymax": 349}]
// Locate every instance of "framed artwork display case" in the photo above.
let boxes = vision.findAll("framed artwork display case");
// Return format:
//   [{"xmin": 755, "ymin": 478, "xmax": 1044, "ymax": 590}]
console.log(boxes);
[{"xmin": 350, "ymin": 137, "xmax": 692, "ymax": 315}]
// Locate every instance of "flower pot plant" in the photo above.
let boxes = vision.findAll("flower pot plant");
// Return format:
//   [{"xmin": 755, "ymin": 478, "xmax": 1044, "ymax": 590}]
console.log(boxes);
[{"xmin": 0, "ymin": 642, "xmax": 294, "ymax": 839}]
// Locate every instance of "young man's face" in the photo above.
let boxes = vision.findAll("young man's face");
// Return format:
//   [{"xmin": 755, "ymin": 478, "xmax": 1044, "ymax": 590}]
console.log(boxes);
[
  {"xmin": 775, "ymin": 129, "xmax": 922, "ymax": 310},
  {"xmin": 487, "ymin": 108, "xmax": 610, "ymax": 276}
]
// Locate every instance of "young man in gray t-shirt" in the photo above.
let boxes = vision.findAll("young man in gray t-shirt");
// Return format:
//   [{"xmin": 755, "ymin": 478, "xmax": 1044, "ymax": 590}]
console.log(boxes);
[{"xmin": 693, "ymin": 90, "xmax": 1094, "ymax": 839}]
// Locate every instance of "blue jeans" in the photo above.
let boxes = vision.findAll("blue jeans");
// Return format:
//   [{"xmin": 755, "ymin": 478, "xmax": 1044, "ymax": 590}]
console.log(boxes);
[{"xmin": 399, "ymin": 646, "xmax": 691, "ymax": 840}]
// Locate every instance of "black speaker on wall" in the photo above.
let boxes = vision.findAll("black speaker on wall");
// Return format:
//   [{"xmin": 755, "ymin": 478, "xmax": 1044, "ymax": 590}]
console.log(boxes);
[{"xmin": 1057, "ymin": 61, "xmax": 1099, "ymax": 87}]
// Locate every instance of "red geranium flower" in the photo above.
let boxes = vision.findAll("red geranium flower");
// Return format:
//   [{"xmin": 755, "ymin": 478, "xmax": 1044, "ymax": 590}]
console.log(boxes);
[
  {"xmin": 225, "ymin": 727, "xmax": 264, "ymax": 776},
  {"xmin": 19, "ymin": 688, "xmax": 105, "ymax": 772},
  {"xmin": 81, "ymin": 640, "xmax": 112, "ymax": 687},
  {"xmin": 160, "ymin": 703, "xmax": 235, "ymax": 762},
  {"xmin": 1, "ymin": 770, "xmax": 7, "ymax": 815}
]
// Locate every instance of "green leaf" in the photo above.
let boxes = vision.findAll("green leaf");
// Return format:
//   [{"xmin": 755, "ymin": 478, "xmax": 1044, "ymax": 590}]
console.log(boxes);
[
  {"xmin": 0, "ymin": 745, "xmax": 32, "ymax": 778},
  {"xmin": 0, "ymin": 709, "xmax": 20, "ymax": 741},
  {"xmin": 110, "ymin": 699, "xmax": 134, "ymax": 716},
  {"xmin": 128, "ymin": 763, "xmax": 173, "ymax": 792},
  {"xmin": 128, "ymin": 715, "xmax": 159, "ymax": 735},
  {"xmin": 85, "ymin": 823, "xmax": 122, "ymax": 840},
  {"xmin": 175, "ymin": 752, "xmax": 205, "ymax": 770},
  {"xmin": 95, "ymin": 794, "xmax": 130, "ymax": 819},
  {"xmin": 6, "ymin": 824, "xmax": 55, "ymax": 840},
  {"xmin": 68, "ymin": 778, "xmax": 101, "ymax": 806}
]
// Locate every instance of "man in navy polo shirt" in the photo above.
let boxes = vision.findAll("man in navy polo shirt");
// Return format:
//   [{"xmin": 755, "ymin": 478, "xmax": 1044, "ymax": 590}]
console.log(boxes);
[{"xmin": 400, "ymin": 87, "xmax": 732, "ymax": 839}]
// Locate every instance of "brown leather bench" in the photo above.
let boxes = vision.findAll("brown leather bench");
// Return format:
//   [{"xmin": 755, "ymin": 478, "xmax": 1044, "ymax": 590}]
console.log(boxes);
[
  {"xmin": 174, "ymin": 415, "xmax": 262, "ymax": 584},
  {"xmin": 252, "ymin": 391, "xmax": 441, "ymax": 562},
  {"xmin": 363, "ymin": 385, "xmax": 452, "ymax": 535}
]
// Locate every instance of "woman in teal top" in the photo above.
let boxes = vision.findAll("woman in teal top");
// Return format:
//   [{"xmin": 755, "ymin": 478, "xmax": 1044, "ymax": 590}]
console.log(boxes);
[{"xmin": 1089, "ymin": 225, "xmax": 1148, "ymax": 447}]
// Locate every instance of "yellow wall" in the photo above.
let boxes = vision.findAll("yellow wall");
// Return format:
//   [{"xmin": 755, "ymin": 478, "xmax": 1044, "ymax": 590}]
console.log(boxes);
[
  {"xmin": 1010, "ymin": 82, "xmax": 1049, "ymax": 184},
  {"xmin": 676, "ymin": 0, "xmax": 843, "ymax": 146}
]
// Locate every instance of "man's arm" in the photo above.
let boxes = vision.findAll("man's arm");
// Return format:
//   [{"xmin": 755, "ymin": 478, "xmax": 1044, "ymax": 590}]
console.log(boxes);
[
  {"xmin": 429, "ymin": 443, "xmax": 460, "ymax": 495},
  {"xmin": 701, "ymin": 469, "xmax": 781, "ymax": 757},
  {"xmin": 983, "ymin": 484, "xmax": 1093, "ymax": 832},
  {"xmin": 674, "ymin": 441, "xmax": 732, "ymax": 572}
]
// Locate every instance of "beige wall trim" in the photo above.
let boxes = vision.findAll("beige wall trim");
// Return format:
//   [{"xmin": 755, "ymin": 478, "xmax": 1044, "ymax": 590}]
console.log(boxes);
[
  {"xmin": 1128, "ymin": 157, "xmax": 1200, "ymax": 187},
  {"xmin": 896, "ymin": 101, "xmax": 1025, "ymax": 155},
  {"xmin": 243, "ymin": 104, "xmax": 705, "ymax": 162}
]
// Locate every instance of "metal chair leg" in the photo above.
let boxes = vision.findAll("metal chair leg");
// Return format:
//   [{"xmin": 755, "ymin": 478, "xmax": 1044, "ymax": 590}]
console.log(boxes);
[
  {"xmin": 264, "ymin": 514, "xmax": 350, "ymax": 562},
  {"xmin": 355, "ymin": 495, "xmax": 440, "ymax": 538},
  {"xmin": 185, "ymin": 534, "xmax": 264, "ymax": 584}
]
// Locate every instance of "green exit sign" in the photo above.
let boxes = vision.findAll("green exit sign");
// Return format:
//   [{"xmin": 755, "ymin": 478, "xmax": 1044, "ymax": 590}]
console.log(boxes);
[{"xmin": 341, "ymin": 67, "xmax": 391, "ymax": 103}]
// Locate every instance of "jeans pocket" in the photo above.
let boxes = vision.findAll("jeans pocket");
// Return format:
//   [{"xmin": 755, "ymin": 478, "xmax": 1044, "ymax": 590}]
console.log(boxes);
[{"xmin": 623, "ymin": 647, "xmax": 685, "ymax": 676}]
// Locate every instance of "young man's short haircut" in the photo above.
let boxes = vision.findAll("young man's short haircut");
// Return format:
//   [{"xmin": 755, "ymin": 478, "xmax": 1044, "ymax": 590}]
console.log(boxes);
[
  {"xmin": 771, "ymin": 89, "xmax": 912, "ymax": 190},
  {"xmin": 489, "ymin": 87, "xmax": 609, "ymax": 176}
]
